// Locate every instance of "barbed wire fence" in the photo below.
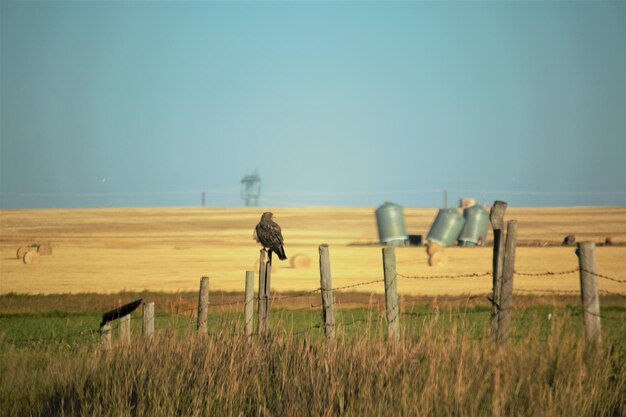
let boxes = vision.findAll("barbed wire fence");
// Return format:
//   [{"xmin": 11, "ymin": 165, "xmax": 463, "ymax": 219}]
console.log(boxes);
[
  {"xmin": 2, "ymin": 249, "xmax": 624, "ymax": 347},
  {"xmin": 5, "ymin": 193, "xmax": 625, "ymax": 347},
  {"xmin": 256, "ymin": 259, "xmax": 626, "ymax": 340}
]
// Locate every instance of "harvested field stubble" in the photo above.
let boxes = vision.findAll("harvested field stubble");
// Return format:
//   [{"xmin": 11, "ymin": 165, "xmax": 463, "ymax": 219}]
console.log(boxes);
[{"xmin": 0, "ymin": 207, "xmax": 624, "ymax": 295}]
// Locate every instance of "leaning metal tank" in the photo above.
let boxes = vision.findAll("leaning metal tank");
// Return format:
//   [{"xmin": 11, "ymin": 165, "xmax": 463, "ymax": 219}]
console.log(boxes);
[
  {"xmin": 458, "ymin": 204, "xmax": 490, "ymax": 246},
  {"xmin": 375, "ymin": 201, "xmax": 408, "ymax": 246},
  {"xmin": 427, "ymin": 208, "xmax": 466, "ymax": 246}
]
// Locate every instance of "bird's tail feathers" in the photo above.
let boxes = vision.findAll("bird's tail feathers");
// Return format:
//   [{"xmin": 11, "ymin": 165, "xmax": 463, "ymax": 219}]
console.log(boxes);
[{"xmin": 277, "ymin": 246, "xmax": 287, "ymax": 261}]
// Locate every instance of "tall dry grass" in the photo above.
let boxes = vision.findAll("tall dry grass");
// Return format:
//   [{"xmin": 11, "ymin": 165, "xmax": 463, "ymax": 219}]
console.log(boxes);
[{"xmin": 1, "ymin": 312, "xmax": 624, "ymax": 417}]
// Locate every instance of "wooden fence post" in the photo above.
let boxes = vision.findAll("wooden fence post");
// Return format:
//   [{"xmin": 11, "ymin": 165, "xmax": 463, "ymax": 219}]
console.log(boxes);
[
  {"xmin": 497, "ymin": 220, "xmax": 517, "ymax": 346},
  {"xmin": 120, "ymin": 314, "xmax": 131, "ymax": 346},
  {"xmin": 245, "ymin": 270, "xmax": 254, "ymax": 339},
  {"xmin": 258, "ymin": 249, "xmax": 269, "ymax": 336},
  {"xmin": 382, "ymin": 247, "xmax": 400, "ymax": 342},
  {"xmin": 265, "ymin": 252, "xmax": 272, "ymax": 328},
  {"xmin": 319, "ymin": 244, "xmax": 336, "ymax": 341},
  {"xmin": 489, "ymin": 200, "xmax": 507, "ymax": 341},
  {"xmin": 577, "ymin": 242, "xmax": 602, "ymax": 345},
  {"xmin": 100, "ymin": 323, "xmax": 112, "ymax": 352},
  {"xmin": 143, "ymin": 302, "xmax": 154, "ymax": 338},
  {"xmin": 198, "ymin": 276, "xmax": 209, "ymax": 334}
]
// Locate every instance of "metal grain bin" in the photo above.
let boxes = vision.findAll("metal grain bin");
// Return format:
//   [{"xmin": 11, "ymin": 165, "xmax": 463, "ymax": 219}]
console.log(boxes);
[
  {"xmin": 459, "ymin": 204, "xmax": 490, "ymax": 246},
  {"xmin": 375, "ymin": 201, "xmax": 408, "ymax": 246},
  {"xmin": 427, "ymin": 208, "xmax": 465, "ymax": 247}
]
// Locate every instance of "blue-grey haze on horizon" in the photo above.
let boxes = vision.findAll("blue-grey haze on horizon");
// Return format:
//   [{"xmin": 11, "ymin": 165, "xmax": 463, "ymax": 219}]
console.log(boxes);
[{"xmin": 1, "ymin": 1, "xmax": 625, "ymax": 209}]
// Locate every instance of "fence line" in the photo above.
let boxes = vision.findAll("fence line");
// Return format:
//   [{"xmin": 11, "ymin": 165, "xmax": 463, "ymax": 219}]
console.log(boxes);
[
  {"xmin": 3, "ymin": 267, "xmax": 623, "ymax": 343},
  {"xmin": 582, "ymin": 269, "xmax": 626, "ymax": 283},
  {"xmin": 398, "ymin": 272, "xmax": 492, "ymax": 280},
  {"xmin": 2, "ymin": 253, "xmax": 625, "ymax": 346},
  {"xmin": 7, "ymin": 305, "xmax": 621, "ymax": 344},
  {"xmin": 513, "ymin": 269, "xmax": 579, "ymax": 277},
  {"xmin": 3, "ymin": 294, "xmax": 623, "ymax": 344},
  {"xmin": 333, "ymin": 279, "xmax": 385, "ymax": 291},
  {"xmin": 398, "ymin": 268, "xmax": 624, "ymax": 283}
]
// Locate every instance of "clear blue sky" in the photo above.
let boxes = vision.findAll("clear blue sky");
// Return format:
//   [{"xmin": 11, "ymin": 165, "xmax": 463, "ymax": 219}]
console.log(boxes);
[{"xmin": 1, "ymin": 1, "xmax": 625, "ymax": 208}]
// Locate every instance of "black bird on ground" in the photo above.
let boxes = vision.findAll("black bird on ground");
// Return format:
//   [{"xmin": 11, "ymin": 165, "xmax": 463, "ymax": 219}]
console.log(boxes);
[{"xmin": 254, "ymin": 212, "xmax": 287, "ymax": 261}]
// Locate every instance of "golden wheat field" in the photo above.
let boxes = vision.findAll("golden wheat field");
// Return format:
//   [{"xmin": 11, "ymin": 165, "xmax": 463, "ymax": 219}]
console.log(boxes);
[{"xmin": 0, "ymin": 206, "xmax": 624, "ymax": 296}]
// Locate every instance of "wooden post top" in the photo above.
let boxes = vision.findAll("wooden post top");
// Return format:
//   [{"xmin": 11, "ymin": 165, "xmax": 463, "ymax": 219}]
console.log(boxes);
[{"xmin": 489, "ymin": 200, "xmax": 508, "ymax": 230}]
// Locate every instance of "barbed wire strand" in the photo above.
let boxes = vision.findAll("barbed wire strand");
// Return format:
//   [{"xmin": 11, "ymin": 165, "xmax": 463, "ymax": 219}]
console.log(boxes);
[
  {"xmin": 397, "ymin": 268, "xmax": 624, "ymax": 283},
  {"xmin": 581, "ymin": 269, "xmax": 626, "ymax": 284},
  {"xmin": 398, "ymin": 272, "xmax": 491, "ymax": 280},
  {"xmin": 514, "ymin": 269, "xmax": 579, "ymax": 277},
  {"xmin": 333, "ymin": 279, "xmax": 385, "ymax": 292}
]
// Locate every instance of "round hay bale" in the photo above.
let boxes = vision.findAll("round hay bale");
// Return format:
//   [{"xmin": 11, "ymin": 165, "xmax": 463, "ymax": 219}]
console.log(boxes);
[
  {"xmin": 426, "ymin": 242, "xmax": 443, "ymax": 256},
  {"xmin": 562, "ymin": 234, "xmax": 576, "ymax": 246},
  {"xmin": 23, "ymin": 250, "xmax": 41, "ymax": 265},
  {"xmin": 459, "ymin": 198, "xmax": 476, "ymax": 209},
  {"xmin": 290, "ymin": 254, "xmax": 311, "ymax": 269},
  {"xmin": 428, "ymin": 251, "xmax": 448, "ymax": 267},
  {"xmin": 604, "ymin": 236, "xmax": 613, "ymax": 246},
  {"xmin": 16, "ymin": 246, "xmax": 31, "ymax": 259},
  {"xmin": 37, "ymin": 243, "xmax": 53, "ymax": 255}
]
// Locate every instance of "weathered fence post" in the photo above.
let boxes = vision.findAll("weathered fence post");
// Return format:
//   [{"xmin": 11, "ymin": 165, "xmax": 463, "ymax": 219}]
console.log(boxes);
[
  {"xmin": 100, "ymin": 323, "xmax": 112, "ymax": 352},
  {"xmin": 577, "ymin": 242, "xmax": 602, "ymax": 345},
  {"xmin": 258, "ymin": 249, "xmax": 267, "ymax": 327},
  {"xmin": 258, "ymin": 249, "xmax": 270, "ymax": 336},
  {"xmin": 245, "ymin": 270, "xmax": 254, "ymax": 339},
  {"xmin": 265, "ymin": 252, "xmax": 272, "ymax": 325},
  {"xmin": 497, "ymin": 220, "xmax": 517, "ymax": 346},
  {"xmin": 99, "ymin": 299, "xmax": 142, "ymax": 351},
  {"xmin": 319, "ymin": 244, "xmax": 336, "ymax": 341},
  {"xmin": 489, "ymin": 200, "xmax": 507, "ymax": 341},
  {"xmin": 143, "ymin": 302, "xmax": 154, "ymax": 338},
  {"xmin": 198, "ymin": 276, "xmax": 209, "ymax": 334},
  {"xmin": 382, "ymin": 247, "xmax": 400, "ymax": 342},
  {"xmin": 120, "ymin": 314, "xmax": 131, "ymax": 346}
]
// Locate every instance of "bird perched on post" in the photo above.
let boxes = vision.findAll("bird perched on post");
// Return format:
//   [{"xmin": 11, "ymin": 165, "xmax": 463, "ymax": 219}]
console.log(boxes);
[{"xmin": 254, "ymin": 212, "xmax": 287, "ymax": 261}]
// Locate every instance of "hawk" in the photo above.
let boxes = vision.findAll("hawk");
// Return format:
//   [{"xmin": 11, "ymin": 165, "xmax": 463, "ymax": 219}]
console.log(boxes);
[{"xmin": 254, "ymin": 212, "xmax": 287, "ymax": 261}]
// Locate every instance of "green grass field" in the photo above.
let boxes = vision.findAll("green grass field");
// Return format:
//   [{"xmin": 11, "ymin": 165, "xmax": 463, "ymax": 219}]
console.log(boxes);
[{"xmin": 1, "ymin": 293, "xmax": 625, "ymax": 416}]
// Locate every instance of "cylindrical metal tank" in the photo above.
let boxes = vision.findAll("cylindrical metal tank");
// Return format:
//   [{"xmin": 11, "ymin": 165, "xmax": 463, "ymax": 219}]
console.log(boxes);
[
  {"xmin": 375, "ymin": 202, "xmax": 408, "ymax": 246},
  {"xmin": 427, "ymin": 208, "xmax": 465, "ymax": 246},
  {"xmin": 459, "ymin": 204, "xmax": 490, "ymax": 246}
]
